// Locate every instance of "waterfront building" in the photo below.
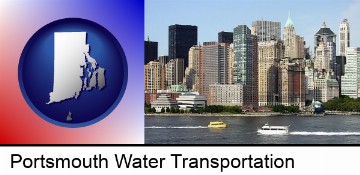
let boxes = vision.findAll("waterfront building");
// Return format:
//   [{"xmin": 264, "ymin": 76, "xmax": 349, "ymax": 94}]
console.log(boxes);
[
  {"xmin": 258, "ymin": 40, "xmax": 284, "ymax": 106},
  {"xmin": 314, "ymin": 74, "xmax": 339, "ymax": 102},
  {"xmin": 251, "ymin": 20, "xmax": 281, "ymax": 42},
  {"xmin": 339, "ymin": 19, "xmax": 350, "ymax": 56},
  {"xmin": 144, "ymin": 60, "xmax": 161, "ymax": 93},
  {"xmin": 218, "ymin": 31, "xmax": 233, "ymax": 44},
  {"xmin": 233, "ymin": 25, "xmax": 256, "ymax": 105},
  {"xmin": 176, "ymin": 92, "xmax": 206, "ymax": 110},
  {"xmin": 228, "ymin": 43, "xmax": 234, "ymax": 84},
  {"xmin": 278, "ymin": 58, "xmax": 305, "ymax": 107},
  {"xmin": 341, "ymin": 47, "xmax": 360, "ymax": 98},
  {"xmin": 145, "ymin": 39, "xmax": 158, "ymax": 65},
  {"xmin": 208, "ymin": 84, "xmax": 244, "ymax": 106},
  {"xmin": 170, "ymin": 84, "xmax": 188, "ymax": 92},
  {"xmin": 198, "ymin": 42, "xmax": 231, "ymax": 99},
  {"xmin": 169, "ymin": 24, "xmax": 197, "ymax": 69},
  {"xmin": 314, "ymin": 22, "xmax": 336, "ymax": 73},
  {"xmin": 151, "ymin": 94, "xmax": 178, "ymax": 112}
]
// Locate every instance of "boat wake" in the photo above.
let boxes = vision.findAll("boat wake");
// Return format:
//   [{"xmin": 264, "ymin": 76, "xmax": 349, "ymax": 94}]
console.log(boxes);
[
  {"xmin": 290, "ymin": 132, "xmax": 360, "ymax": 136},
  {"xmin": 145, "ymin": 126, "xmax": 207, "ymax": 129}
]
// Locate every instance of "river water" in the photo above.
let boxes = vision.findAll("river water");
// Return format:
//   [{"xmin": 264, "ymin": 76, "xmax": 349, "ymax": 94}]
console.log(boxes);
[{"xmin": 145, "ymin": 115, "xmax": 360, "ymax": 144}]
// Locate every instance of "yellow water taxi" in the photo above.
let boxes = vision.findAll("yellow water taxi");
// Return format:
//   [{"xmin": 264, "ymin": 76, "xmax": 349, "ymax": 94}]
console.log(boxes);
[{"xmin": 208, "ymin": 120, "xmax": 227, "ymax": 128}]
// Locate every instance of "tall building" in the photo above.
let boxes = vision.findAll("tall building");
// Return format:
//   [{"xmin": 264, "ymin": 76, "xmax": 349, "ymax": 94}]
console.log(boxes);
[
  {"xmin": 283, "ymin": 13, "xmax": 305, "ymax": 58},
  {"xmin": 228, "ymin": 43, "xmax": 235, "ymax": 84},
  {"xmin": 165, "ymin": 58, "xmax": 184, "ymax": 88},
  {"xmin": 258, "ymin": 40, "xmax": 284, "ymax": 106},
  {"xmin": 278, "ymin": 58, "xmax": 305, "ymax": 107},
  {"xmin": 341, "ymin": 47, "xmax": 360, "ymax": 98},
  {"xmin": 158, "ymin": 56, "xmax": 169, "ymax": 90},
  {"xmin": 218, "ymin": 31, "xmax": 233, "ymax": 44},
  {"xmin": 339, "ymin": 19, "xmax": 350, "ymax": 56},
  {"xmin": 184, "ymin": 46, "xmax": 201, "ymax": 91},
  {"xmin": 251, "ymin": 20, "xmax": 281, "ymax": 42},
  {"xmin": 251, "ymin": 35, "xmax": 259, "ymax": 106},
  {"xmin": 144, "ymin": 60, "xmax": 161, "ymax": 93},
  {"xmin": 314, "ymin": 22, "xmax": 336, "ymax": 73},
  {"xmin": 145, "ymin": 40, "xmax": 158, "ymax": 65},
  {"xmin": 198, "ymin": 43, "xmax": 231, "ymax": 99},
  {"xmin": 233, "ymin": 25, "xmax": 255, "ymax": 106},
  {"xmin": 168, "ymin": 24, "xmax": 198, "ymax": 69}
]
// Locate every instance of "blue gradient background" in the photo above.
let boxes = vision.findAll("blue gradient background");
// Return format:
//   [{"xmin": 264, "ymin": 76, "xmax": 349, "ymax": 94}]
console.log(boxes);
[{"xmin": 0, "ymin": 0, "xmax": 144, "ymax": 143}]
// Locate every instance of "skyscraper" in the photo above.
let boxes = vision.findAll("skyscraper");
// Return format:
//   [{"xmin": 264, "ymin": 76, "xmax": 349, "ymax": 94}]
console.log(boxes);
[
  {"xmin": 218, "ymin": 31, "xmax": 233, "ymax": 44},
  {"xmin": 165, "ymin": 58, "xmax": 184, "ymax": 88},
  {"xmin": 339, "ymin": 19, "xmax": 350, "ymax": 56},
  {"xmin": 145, "ymin": 40, "xmax": 158, "ymax": 65},
  {"xmin": 283, "ymin": 13, "xmax": 305, "ymax": 59},
  {"xmin": 258, "ymin": 40, "xmax": 284, "ymax": 106},
  {"xmin": 314, "ymin": 22, "xmax": 336, "ymax": 73},
  {"xmin": 233, "ymin": 25, "xmax": 253, "ymax": 85},
  {"xmin": 341, "ymin": 47, "xmax": 360, "ymax": 98},
  {"xmin": 251, "ymin": 20, "xmax": 281, "ymax": 42},
  {"xmin": 233, "ymin": 25, "xmax": 255, "ymax": 106},
  {"xmin": 144, "ymin": 60, "xmax": 161, "ymax": 93},
  {"xmin": 168, "ymin": 24, "xmax": 198, "ymax": 69}
]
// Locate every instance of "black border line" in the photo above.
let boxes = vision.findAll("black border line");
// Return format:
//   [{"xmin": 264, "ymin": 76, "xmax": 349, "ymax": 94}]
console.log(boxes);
[{"xmin": 1, "ymin": 144, "xmax": 360, "ymax": 147}]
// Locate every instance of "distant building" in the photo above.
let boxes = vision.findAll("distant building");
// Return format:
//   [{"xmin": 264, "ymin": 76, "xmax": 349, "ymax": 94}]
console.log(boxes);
[
  {"xmin": 198, "ymin": 42, "xmax": 231, "ymax": 99},
  {"xmin": 314, "ymin": 74, "xmax": 339, "ymax": 102},
  {"xmin": 184, "ymin": 46, "xmax": 201, "ymax": 91},
  {"xmin": 339, "ymin": 19, "xmax": 350, "ymax": 56},
  {"xmin": 165, "ymin": 58, "xmax": 184, "ymax": 88},
  {"xmin": 208, "ymin": 84, "xmax": 244, "ymax": 106},
  {"xmin": 233, "ymin": 25, "xmax": 256, "ymax": 105},
  {"xmin": 144, "ymin": 60, "xmax": 161, "ymax": 93},
  {"xmin": 168, "ymin": 24, "xmax": 197, "ymax": 69},
  {"xmin": 258, "ymin": 40, "xmax": 284, "ymax": 106},
  {"xmin": 314, "ymin": 22, "xmax": 336, "ymax": 73},
  {"xmin": 341, "ymin": 47, "xmax": 360, "ymax": 98},
  {"xmin": 176, "ymin": 92, "xmax": 206, "ymax": 110},
  {"xmin": 251, "ymin": 20, "xmax": 281, "ymax": 42},
  {"xmin": 170, "ymin": 84, "xmax": 188, "ymax": 92},
  {"xmin": 304, "ymin": 67, "xmax": 315, "ymax": 101},
  {"xmin": 145, "ymin": 39, "xmax": 158, "ymax": 65},
  {"xmin": 283, "ymin": 13, "xmax": 305, "ymax": 59},
  {"xmin": 278, "ymin": 58, "xmax": 305, "ymax": 107},
  {"xmin": 151, "ymin": 94, "xmax": 177, "ymax": 112},
  {"xmin": 218, "ymin": 31, "xmax": 233, "ymax": 43}
]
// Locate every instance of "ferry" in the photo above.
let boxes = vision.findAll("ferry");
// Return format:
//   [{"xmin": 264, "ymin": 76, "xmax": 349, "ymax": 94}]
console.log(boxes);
[
  {"xmin": 208, "ymin": 120, "xmax": 227, "ymax": 128},
  {"xmin": 257, "ymin": 123, "xmax": 289, "ymax": 135}
]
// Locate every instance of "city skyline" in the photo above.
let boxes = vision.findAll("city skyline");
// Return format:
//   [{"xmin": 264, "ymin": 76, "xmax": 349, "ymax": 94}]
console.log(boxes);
[{"xmin": 145, "ymin": 0, "xmax": 360, "ymax": 56}]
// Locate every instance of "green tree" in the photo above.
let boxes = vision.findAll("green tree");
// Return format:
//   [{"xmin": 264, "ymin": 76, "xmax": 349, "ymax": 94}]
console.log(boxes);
[
  {"xmin": 160, "ymin": 108, "xmax": 165, "ymax": 113},
  {"xmin": 166, "ymin": 107, "xmax": 170, "ymax": 113}
]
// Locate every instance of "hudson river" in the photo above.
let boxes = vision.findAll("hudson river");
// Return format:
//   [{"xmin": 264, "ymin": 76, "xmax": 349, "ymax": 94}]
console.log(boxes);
[{"xmin": 145, "ymin": 115, "xmax": 360, "ymax": 144}]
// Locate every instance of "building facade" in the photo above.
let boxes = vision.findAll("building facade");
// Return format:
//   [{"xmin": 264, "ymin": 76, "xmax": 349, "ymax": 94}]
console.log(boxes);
[
  {"xmin": 258, "ymin": 40, "xmax": 284, "ymax": 106},
  {"xmin": 283, "ymin": 13, "xmax": 305, "ymax": 59},
  {"xmin": 168, "ymin": 24, "xmax": 197, "ymax": 69},
  {"xmin": 176, "ymin": 92, "xmax": 206, "ymax": 110},
  {"xmin": 339, "ymin": 19, "xmax": 350, "ymax": 56},
  {"xmin": 314, "ymin": 22, "xmax": 336, "ymax": 73},
  {"xmin": 341, "ymin": 47, "xmax": 360, "ymax": 98},
  {"xmin": 165, "ymin": 58, "xmax": 184, "ymax": 88},
  {"xmin": 145, "ymin": 40, "xmax": 158, "ymax": 65},
  {"xmin": 208, "ymin": 84, "xmax": 244, "ymax": 106},
  {"xmin": 151, "ymin": 94, "xmax": 178, "ymax": 112},
  {"xmin": 314, "ymin": 75, "xmax": 339, "ymax": 102},
  {"xmin": 251, "ymin": 20, "xmax": 281, "ymax": 42},
  {"xmin": 218, "ymin": 31, "xmax": 233, "ymax": 44},
  {"xmin": 184, "ymin": 46, "xmax": 201, "ymax": 91},
  {"xmin": 144, "ymin": 60, "xmax": 161, "ymax": 93}
]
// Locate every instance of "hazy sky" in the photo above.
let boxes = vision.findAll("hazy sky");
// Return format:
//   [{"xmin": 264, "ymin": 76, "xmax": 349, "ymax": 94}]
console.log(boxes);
[{"xmin": 145, "ymin": 0, "xmax": 360, "ymax": 56}]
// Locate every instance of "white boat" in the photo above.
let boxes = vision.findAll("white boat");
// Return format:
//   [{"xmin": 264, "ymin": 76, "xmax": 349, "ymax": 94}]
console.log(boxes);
[{"xmin": 257, "ymin": 123, "xmax": 289, "ymax": 135}]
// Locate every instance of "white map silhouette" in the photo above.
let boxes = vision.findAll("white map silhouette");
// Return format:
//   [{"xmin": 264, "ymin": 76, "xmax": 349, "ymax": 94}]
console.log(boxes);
[{"xmin": 47, "ymin": 32, "xmax": 105, "ymax": 104}]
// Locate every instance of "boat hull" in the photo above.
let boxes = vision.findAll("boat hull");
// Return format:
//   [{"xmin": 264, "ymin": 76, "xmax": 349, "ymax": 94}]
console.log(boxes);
[
  {"xmin": 208, "ymin": 124, "xmax": 227, "ymax": 128},
  {"xmin": 257, "ymin": 129, "xmax": 288, "ymax": 135}
]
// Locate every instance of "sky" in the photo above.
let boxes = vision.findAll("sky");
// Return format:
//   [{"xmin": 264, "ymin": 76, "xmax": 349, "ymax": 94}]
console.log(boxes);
[{"xmin": 145, "ymin": 0, "xmax": 360, "ymax": 56}]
